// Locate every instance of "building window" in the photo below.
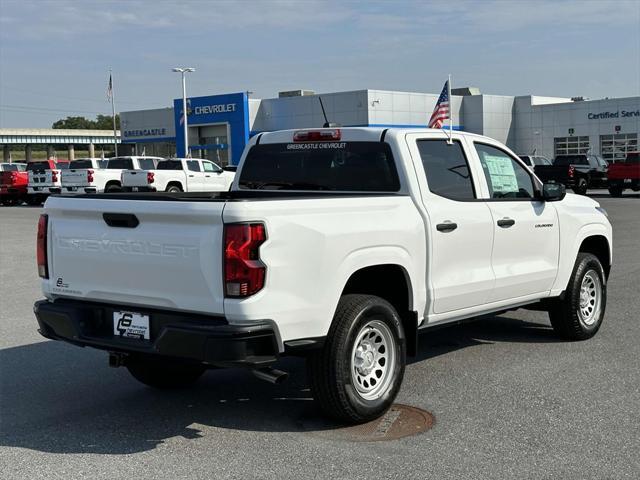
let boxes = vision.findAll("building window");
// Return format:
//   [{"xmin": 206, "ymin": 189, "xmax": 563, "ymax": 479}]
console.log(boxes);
[
  {"xmin": 600, "ymin": 133, "xmax": 638, "ymax": 163},
  {"xmin": 554, "ymin": 136, "xmax": 590, "ymax": 157}
]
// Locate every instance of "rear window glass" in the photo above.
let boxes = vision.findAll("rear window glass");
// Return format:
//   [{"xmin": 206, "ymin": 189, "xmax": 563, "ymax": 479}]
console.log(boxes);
[
  {"xmin": 533, "ymin": 157, "xmax": 552, "ymax": 166},
  {"xmin": 157, "ymin": 160, "xmax": 183, "ymax": 170},
  {"xmin": 70, "ymin": 159, "xmax": 93, "ymax": 169},
  {"xmin": 239, "ymin": 142, "xmax": 400, "ymax": 191},
  {"xmin": 139, "ymin": 158, "xmax": 157, "ymax": 170},
  {"xmin": 107, "ymin": 158, "xmax": 134, "ymax": 169},
  {"xmin": 625, "ymin": 152, "xmax": 639, "ymax": 163},
  {"xmin": 27, "ymin": 161, "xmax": 52, "ymax": 171},
  {"xmin": 2, "ymin": 164, "xmax": 20, "ymax": 172},
  {"xmin": 55, "ymin": 162, "xmax": 69, "ymax": 169},
  {"xmin": 554, "ymin": 155, "xmax": 586, "ymax": 166}
]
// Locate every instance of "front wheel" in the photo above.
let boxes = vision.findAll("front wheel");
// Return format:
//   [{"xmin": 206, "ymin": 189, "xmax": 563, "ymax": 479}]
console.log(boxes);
[
  {"xmin": 608, "ymin": 186, "xmax": 623, "ymax": 197},
  {"xmin": 548, "ymin": 253, "xmax": 606, "ymax": 340},
  {"xmin": 126, "ymin": 354, "xmax": 206, "ymax": 388},
  {"xmin": 572, "ymin": 178, "xmax": 588, "ymax": 195},
  {"xmin": 307, "ymin": 294, "xmax": 406, "ymax": 424}
]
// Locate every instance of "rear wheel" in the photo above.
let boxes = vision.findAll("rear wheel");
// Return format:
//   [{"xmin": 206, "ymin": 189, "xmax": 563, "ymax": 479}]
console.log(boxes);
[
  {"xmin": 26, "ymin": 195, "xmax": 42, "ymax": 206},
  {"xmin": 572, "ymin": 178, "xmax": 588, "ymax": 195},
  {"xmin": 105, "ymin": 183, "xmax": 121, "ymax": 193},
  {"xmin": 166, "ymin": 184, "xmax": 182, "ymax": 193},
  {"xmin": 126, "ymin": 354, "xmax": 206, "ymax": 388},
  {"xmin": 2, "ymin": 198, "xmax": 18, "ymax": 206},
  {"xmin": 307, "ymin": 294, "xmax": 406, "ymax": 424},
  {"xmin": 548, "ymin": 253, "xmax": 606, "ymax": 340},
  {"xmin": 608, "ymin": 186, "xmax": 623, "ymax": 197}
]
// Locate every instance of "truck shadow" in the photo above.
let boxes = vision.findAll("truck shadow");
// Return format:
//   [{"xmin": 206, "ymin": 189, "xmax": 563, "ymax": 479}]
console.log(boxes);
[{"xmin": 0, "ymin": 315, "xmax": 557, "ymax": 455}]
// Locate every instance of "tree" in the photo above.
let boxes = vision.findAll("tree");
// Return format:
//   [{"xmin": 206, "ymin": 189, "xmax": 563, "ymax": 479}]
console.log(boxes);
[{"xmin": 52, "ymin": 114, "xmax": 120, "ymax": 130}]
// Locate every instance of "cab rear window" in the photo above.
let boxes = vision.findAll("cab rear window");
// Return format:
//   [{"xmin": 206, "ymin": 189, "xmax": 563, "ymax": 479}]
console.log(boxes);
[
  {"xmin": 239, "ymin": 142, "xmax": 400, "ymax": 191},
  {"xmin": 27, "ymin": 162, "xmax": 51, "ymax": 171}
]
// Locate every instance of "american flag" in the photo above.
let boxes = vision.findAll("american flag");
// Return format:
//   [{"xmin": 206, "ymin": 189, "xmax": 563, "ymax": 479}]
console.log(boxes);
[
  {"xmin": 428, "ymin": 80, "xmax": 450, "ymax": 129},
  {"xmin": 107, "ymin": 73, "xmax": 113, "ymax": 102}
]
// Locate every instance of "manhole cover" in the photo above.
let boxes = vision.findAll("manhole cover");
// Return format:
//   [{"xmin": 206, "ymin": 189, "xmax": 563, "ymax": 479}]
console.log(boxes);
[{"xmin": 300, "ymin": 404, "xmax": 434, "ymax": 442}]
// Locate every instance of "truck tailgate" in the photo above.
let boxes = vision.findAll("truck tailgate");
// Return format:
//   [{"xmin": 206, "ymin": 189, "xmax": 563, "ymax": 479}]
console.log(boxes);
[
  {"xmin": 62, "ymin": 169, "xmax": 89, "ymax": 187},
  {"xmin": 122, "ymin": 170, "xmax": 149, "ymax": 187},
  {"xmin": 45, "ymin": 196, "xmax": 227, "ymax": 315}
]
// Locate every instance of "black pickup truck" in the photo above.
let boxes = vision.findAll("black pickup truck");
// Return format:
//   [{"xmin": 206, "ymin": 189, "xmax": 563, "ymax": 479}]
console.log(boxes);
[{"xmin": 535, "ymin": 154, "xmax": 608, "ymax": 195}]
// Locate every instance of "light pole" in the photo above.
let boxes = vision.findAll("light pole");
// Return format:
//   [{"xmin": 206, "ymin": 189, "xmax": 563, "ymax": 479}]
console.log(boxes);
[{"xmin": 172, "ymin": 67, "xmax": 195, "ymax": 157}]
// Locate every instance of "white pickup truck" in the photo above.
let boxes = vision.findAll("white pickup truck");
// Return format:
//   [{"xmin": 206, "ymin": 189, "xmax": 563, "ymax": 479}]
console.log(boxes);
[
  {"xmin": 121, "ymin": 158, "xmax": 235, "ymax": 193},
  {"xmin": 60, "ymin": 158, "xmax": 109, "ymax": 194},
  {"xmin": 34, "ymin": 127, "xmax": 612, "ymax": 423},
  {"xmin": 26, "ymin": 159, "xmax": 70, "ymax": 205},
  {"xmin": 103, "ymin": 156, "xmax": 164, "ymax": 192}
]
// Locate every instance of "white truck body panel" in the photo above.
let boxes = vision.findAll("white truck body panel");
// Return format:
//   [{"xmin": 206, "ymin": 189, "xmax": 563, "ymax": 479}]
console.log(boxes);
[{"xmin": 41, "ymin": 127, "xmax": 612, "ymax": 346}]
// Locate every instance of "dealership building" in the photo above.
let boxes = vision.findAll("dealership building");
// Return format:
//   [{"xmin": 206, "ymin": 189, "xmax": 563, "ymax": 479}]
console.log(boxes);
[{"xmin": 120, "ymin": 88, "xmax": 639, "ymax": 165}]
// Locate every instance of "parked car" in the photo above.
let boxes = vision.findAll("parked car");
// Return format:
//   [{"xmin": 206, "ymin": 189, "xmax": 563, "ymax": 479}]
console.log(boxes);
[
  {"xmin": 518, "ymin": 155, "xmax": 552, "ymax": 169},
  {"xmin": 34, "ymin": 127, "xmax": 612, "ymax": 424},
  {"xmin": 103, "ymin": 156, "xmax": 164, "ymax": 192},
  {"xmin": 61, "ymin": 158, "xmax": 110, "ymax": 194},
  {"xmin": 0, "ymin": 163, "xmax": 28, "ymax": 205},
  {"xmin": 607, "ymin": 152, "xmax": 640, "ymax": 197},
  {"xmin": 535, "ymin": 154, "xmax": 608, "ymax": 195},
  {"xmin": 26, "ymin": 159, "xmax": 70, "ymax": 205},
  {"xmin": 122, "ymin": 158, "xmax": 235, "ymax": 192}
]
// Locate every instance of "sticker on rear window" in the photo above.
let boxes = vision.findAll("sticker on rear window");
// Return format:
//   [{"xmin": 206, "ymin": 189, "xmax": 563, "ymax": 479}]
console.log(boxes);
[{"xmin": 286, "ymin": 142, "xmax": 346, "ymax": 150}]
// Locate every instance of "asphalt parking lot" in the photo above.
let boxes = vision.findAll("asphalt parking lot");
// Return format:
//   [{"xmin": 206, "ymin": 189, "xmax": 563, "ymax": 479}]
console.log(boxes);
[{"xmin": 1, "ymin": 192, "xmax": 639, "ymax": 480}]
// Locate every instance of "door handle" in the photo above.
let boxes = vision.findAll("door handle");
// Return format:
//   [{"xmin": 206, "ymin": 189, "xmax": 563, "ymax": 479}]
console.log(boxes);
[
  {"xmin": 497, "ymin": 218, "xmax": 515, "ymax": 228},
  {"xmin": 188, "ymin": 175, "xmax": 194, "ymax": 177},
  {"xmin": 436, "ymin": 222, "xmax": 458, "ymax": 232},
  {"xmin": 205, "ymin": 175, "xmax": 210, "ymax": 177}
]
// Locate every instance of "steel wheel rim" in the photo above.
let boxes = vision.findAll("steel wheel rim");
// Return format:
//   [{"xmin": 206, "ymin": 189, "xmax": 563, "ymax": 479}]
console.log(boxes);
[
  {"xmin": 350, "ymin": 319, "xmax": 396, "ymax": 401},
  {"xmin": 578, "ymin": 270, "xmax": 602, "ymax": 326}
]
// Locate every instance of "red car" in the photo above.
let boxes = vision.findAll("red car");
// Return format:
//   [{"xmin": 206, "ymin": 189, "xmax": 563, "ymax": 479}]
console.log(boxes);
[
  {"xmin": 608, "ymin": 152, "xmax": 640, "ymax": 197},
  {"xmin": 0, "ymin": 162, "xmax": 28, "ymax": 206}
]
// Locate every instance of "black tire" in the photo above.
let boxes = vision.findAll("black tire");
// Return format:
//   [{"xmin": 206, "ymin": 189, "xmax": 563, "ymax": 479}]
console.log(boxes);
[
  {"xmin": 166, "ymin": 184, "xmax": 182, "ymax": 193},
  {"xmin": 548, "ymin": 253, "xmax": 607, "ymax": 341},
  {"xmin": 307, "ymin": 294, "xmax": 406, "ymax": 424},
  {"xmin": 608, "ymin": 186, "xmax": 623, "ymax": 197},
  {"xmin": 105, "ymin": 183, "xmax": 121, "ymax": 193},
  {"xmin": 2, "ymin": 198, "xmax": 18, "ymax": 206},
  {"xmin": 572, "ymin": 178, "xmax": 588, "ymax": 195},
  {"xmin": 26, "ymin": 195, "xmax": 42, "ymax": 206},
  {"xmin": 126, "ymin": 354, "xmax": 206, "ymax": 388}
]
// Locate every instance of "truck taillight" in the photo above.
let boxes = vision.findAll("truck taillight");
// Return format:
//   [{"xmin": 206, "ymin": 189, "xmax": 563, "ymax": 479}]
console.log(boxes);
[
  {"xmin": 147, "ymin": 172, "xmax": 155, "ymax": 184},
  {"xmin": 37, "ymin": 214, "xmax": 48, "ymax": 279},
  {"xmin": 293, "ymin": 129, "xmax": 341, "ymax": 142},
  {"xmin": 87, "ymin": 169, "xmax": 94, "ymax": 183},
  {"xmin": 51, "ymin": 170, "xmax": 58, "ymax": 182},
  {"xmin": 568, "ymin": 166, "xmax": 575, "ymax": 178},
  {"xmin": 224, "ymin": 223, "xmax": 266, "ymax": 297}
]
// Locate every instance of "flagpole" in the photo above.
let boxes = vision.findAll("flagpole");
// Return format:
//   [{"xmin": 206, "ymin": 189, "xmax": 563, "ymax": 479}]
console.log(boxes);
[
  {"xmin": 448, "ymin": 74, "xmax": 452, "ymax": 144},
  {"xmin": 109, "ymin": 68, "xmax": 118, "ymax": 156}
]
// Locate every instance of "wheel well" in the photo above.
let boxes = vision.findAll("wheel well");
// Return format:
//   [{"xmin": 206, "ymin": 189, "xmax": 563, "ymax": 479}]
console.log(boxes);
[
  {"xmin": 579, "ymin": 235, "xmax": 611, "ymax": 279},
  {"xmin": 166, "ymin": 181, "xmax": 183, "ymax": 191},
  {"xmin": 105, "ymin": 180, "xmax": 121, "ymax": 187},
  {"xmin": 341, "ymin": 264, "xmax": 418, "ymax": 356}
]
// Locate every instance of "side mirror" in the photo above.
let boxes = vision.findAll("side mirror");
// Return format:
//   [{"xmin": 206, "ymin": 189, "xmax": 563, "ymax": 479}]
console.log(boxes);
[{"xmin": 541, "ymin": 182, "xmax": 566, "ymax": 201}]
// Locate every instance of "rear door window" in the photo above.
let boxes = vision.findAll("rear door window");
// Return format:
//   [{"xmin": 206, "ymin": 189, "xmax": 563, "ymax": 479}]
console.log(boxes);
[
  {"xmin": 107, "ymin": 158, "xmax": 134, "ymax": 169},
  {"xmin": 239, "ymin": 142, "xmax": 400, "ymax": 191},
  {"xmin": 417, "ymin": 140, "xmax": 476, "ymax": 200},
  {"xmin": 187, "ymin": 160, "xmax": 201, "ymax": 172},
  {"xmin": 70, "ymin": 159, "xmax": 93, "ymax": 169},
  {"xmin": 157, "ymin": 160, "xmax": 183, "ymax": 170}
]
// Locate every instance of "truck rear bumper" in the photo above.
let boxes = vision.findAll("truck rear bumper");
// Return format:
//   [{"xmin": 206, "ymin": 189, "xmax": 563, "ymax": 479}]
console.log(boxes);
[
  {"xmin": 122, "ymin": 186, "xmax": 157, "ymax": 192},
  {"xmin": 34, "ymin": 299, "xmax": 279, "ymax": 367}
]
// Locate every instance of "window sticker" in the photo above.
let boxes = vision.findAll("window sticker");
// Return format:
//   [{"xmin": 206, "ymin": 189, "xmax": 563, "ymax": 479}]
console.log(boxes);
[{"xmin": 482, "ymin": 154, "xmax": 518, "ymax": 193}]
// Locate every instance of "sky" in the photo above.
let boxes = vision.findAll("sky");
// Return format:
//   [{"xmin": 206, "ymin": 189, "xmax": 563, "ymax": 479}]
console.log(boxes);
[{"xmin": 1, "ymin": 0, "xmax": 639, "ymax": 128}]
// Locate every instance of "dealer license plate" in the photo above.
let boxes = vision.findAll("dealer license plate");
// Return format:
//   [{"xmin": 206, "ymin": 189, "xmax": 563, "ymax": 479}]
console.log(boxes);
[
  {"xmin": 132, "ymin": 186, "xmax": 139, "ymax": 192},
  {"xmin": 113, "ymin": 311, "xmax": 150, "ymax": 340}
]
